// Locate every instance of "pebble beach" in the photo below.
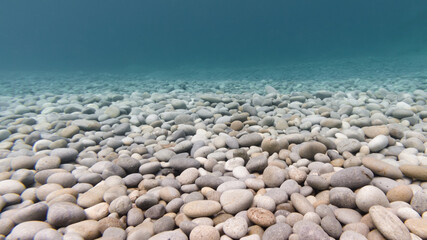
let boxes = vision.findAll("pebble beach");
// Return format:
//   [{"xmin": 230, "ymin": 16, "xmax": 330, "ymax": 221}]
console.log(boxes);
[{"xmin": 0, "ymin": 66, "xmax": 427, "ymax": 240}]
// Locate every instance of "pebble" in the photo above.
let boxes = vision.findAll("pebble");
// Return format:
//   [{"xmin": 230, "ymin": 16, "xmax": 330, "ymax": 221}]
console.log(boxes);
[
  {"xmin": 220, "ymin": 189, "xmax": 253, "ymax": 214},
  {"xmin": 329, "ymin": 187, "xmax": 356, "ymax": 208},
  {"xmin": 183, "ymin": 200, "xmax": 221, "ymax": 218},
  {"xmin": 321, "ymin": 215, "xmax": 342, "ymax": 239},
  {"xmin": 6, "ymin": 221, "xmax": 52, "ymax": 240},
  {"xmin": 47, "ymin": 202, "xmax": 86, "ymax": 227},
  {"xmin": 386, "ymin": 185, "xmax": 413, "ymax": 202},
  {"xmin": 368, "ymin": 135, "xmax": 389, "ymax": 152},
  {"xmin": 109, "ymin": 195, "xmax": 132, "ymax": 215},
  {"xmin": 223, "ymin": 217, "xmax": 248, "ymax": 239},
  {"xmin": 362, "ymin": 157, "xmax": 403, "ymax": 179},
  {"xmin": 65, "ymin": 220, "xmax": 100, "ymax": 240},
  {"xmin": 330, "ymin": 167, "xmax": 374, "ymax": 189},
  {"xmin": 238, "ymin": 133, "xmax": 263, "ymax": 147},
  {"xmin": 399, "ymin": 165, "xmax": 427, "ymax": 181},
  {"xmin": 355, "ymin": 185, "xmax": 390, "ymax": 212},
  {"xmin": 189, "ymin": 225, "xmax": 220, "ymax": 240},
  {"xmin": 262, "ymin": 223, "xmax": 292, "ymax": 240},
  {"xmin": 298, "ymin": 141, "xmax": 327, "ymax": 159},
  {"xmin": 404, "ymin": 218, "xmax": 427, "ymax": 239},
  {"xmin": 369, "ymin": 205, "xmax": 411, "ymax": 240},
  {"xmin": 50, "ymin": 148, "xmax": 79, "ymax": 163},
  {"xmin": 411, "ymin": 189, "xmax": 427, "ymax": 215},
  {"xmin": 262, "ymin": 165, "xmax": 286, "ymax": 187},
  {"xmin": 293, "ymin": 220, "xmax": 330, "ymax": 240},
  {"xmin": 247, "ymin": 207, "xmax": 276, "ymax": 227},
  {"xmin": 0, "ymin": 179, "xmax": 26, "ymax": 195},
  {"xmin": 290, "ymin": 193, "xmax": 314, "ymax": 215}
]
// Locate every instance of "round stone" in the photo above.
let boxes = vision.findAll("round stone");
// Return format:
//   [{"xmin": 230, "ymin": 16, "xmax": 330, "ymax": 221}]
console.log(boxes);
[
  {"xmin": 247, "ymin": 207, "xmax": 276, "ymax": 227},
  {"xmin": 35, "ymin": 156, "xmax": 61, "ymax": 171},
  {"xmin": 189, "ymin": 225, "xmax": 220, "ymax": 240},
  {"xmin": 329, "ymin": 187, "xmax": 356, "ymax": 209},
  {"xmin": 47, "ymin": 202, "xmax": 85, "ymax": 228},
  {"xmin": 223, "ymin": 217, "xmax": 248, "ymax": 239},
  {"xmin": 261, "ymin": 137, "xmax": 281, "ymax": 155},
  {"xmin": 262, "ymin": 223, "xmax": 292, "ymax": 240},
  {"xmin": 220, "ymin": 189, "xmax": 254, "ymax": 214},
  {"xmin": 356, "ymin": 186, "xmax": 389, "ymax": 212},
  {"xmin": 386, "ymin": 185, "xmax": 413, "ymax": 202},
  {"xmin": 109, "ymin": 196, "xmax": 132, "ymax": 215},
  {"xmin": 47, "ymin": 172, "xmax": 77, "ymax": 188},
  {"xmin": 298, "ymin": 141, "xmax": 327, "ymax": 160},
  {"xmin": 263, "ymin": 166, "xmax": 286, "ymax": 187}
]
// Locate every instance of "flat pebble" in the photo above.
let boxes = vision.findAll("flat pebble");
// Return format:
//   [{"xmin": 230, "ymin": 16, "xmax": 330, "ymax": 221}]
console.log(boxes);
[
  {"xmin": 370, "ymin": 205, "xmax": 411, "ymax": 240},
  {"xmin": 247, "ymin": 207, "xmax": 276, "ymax": 227},
  {"xmin": 183, "ymin": 200, "xmax": 221, "ymax": 218},
  {"xmin": 223, "ymin": 217, "xmax": 248, "ymax": 239}
]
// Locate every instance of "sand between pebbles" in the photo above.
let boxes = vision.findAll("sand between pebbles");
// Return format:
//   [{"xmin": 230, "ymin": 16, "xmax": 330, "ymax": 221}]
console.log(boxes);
[{"xmin": 0, "ymin": 84, "xmax": 426, "ymax": 240}]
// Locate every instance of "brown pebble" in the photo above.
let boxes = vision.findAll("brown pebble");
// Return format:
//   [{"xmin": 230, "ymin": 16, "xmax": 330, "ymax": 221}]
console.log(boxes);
[
  {"xmin": 247, "ymin": 207, "xmax": 276, "ymax": 227},
  {"xmin": 230, "ymin": 121, "xmax": 244, "ymax": 131},
  {"xmin": 386, "ymin": 185, "xmax": 413, "ymax": 203}
]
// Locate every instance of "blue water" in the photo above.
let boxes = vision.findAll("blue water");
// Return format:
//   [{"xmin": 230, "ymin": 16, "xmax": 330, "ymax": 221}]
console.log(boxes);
[{"xmin": 1, "ymin": 0, "xmax": 427, "ymax": 74}]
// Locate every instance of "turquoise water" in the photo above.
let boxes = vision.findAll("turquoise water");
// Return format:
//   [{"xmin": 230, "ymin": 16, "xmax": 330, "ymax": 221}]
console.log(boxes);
[{"xmin": 0, "ymin": 0, "xmax": 427, "ymax": 76}]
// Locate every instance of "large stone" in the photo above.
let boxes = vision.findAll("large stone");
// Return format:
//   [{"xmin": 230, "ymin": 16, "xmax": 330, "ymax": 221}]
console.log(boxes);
[{"xmin": 369, "ymin": 205, "xmax": 411, "ymax": 240}]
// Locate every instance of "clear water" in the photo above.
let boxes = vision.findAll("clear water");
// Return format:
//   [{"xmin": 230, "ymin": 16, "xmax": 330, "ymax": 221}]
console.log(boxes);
[{"xmin": 0, "ymin": 0, "xmax": 426, "ymax": 92}]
